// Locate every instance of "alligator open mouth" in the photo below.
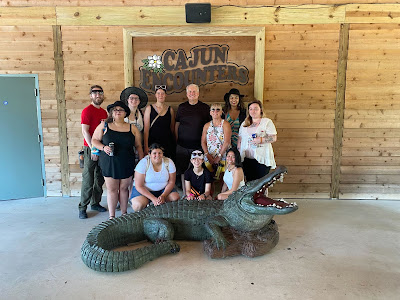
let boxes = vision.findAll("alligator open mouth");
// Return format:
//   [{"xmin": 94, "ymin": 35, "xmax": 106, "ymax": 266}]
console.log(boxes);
[{"xmin": 253, "ymin": 170, "xmax": 297, "ymax": 209}]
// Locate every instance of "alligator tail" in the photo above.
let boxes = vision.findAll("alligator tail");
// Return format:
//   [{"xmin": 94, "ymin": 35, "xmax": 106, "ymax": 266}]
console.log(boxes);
[
  {"xmin": 81, "ymin": 215, "xmax": 180, "ymax": 272},
  {"xmin": 81, "ymin": 239, "xmax": 179, "ymax": 272}
]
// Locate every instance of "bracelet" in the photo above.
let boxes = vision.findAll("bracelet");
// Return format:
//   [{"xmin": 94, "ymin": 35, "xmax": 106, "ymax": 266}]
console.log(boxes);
[
  {"xmin": 217, "ymin": 153, "xmax": 222, "ymax": 158},
  {"xmin": 205, "ymin": 152, "xmax": 209, "ymax": 155}
]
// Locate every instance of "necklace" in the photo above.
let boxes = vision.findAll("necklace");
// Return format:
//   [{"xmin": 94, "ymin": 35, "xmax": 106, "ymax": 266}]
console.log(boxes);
[
  {"xmin": 212, "ymin": 119, "xmax": 222, "ymax": 127},
  {"xmin": 250, "ymin": 120, "xmax": 260, "ymax": 128},
  {"xmin": 129, "ymin": 109, "xmax": 138, "ymax": 122},
  {"xmin": 154, "ymin": 103, "xmax": 166, "ymax": 114},
  {"xmin": 193, "ymin": 168, "xmax": 203, "ymax": 179}
]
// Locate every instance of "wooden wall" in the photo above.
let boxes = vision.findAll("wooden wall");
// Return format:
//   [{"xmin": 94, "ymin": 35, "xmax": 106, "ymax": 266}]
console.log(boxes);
[
  {"xmin": 1, "ymin": 2, "xmax": 400, "ymax": 199},
  {"xmin": 265, "ymin": 24, "xmax": 339, "ymax": 199},
  {"xmin": 62, "ymin": 26, "xmax": 125, "ymax": 196},
  {"xmin": 0, "ymin": 25, "xmax": 62, "ymax": 196},
  {"xmin": 341, "ymin": 24, "xmax": 400, "ymax": 200},
  {"xmin": 2, "ymin": 1, "xmax": 400, "ymax": 6}
]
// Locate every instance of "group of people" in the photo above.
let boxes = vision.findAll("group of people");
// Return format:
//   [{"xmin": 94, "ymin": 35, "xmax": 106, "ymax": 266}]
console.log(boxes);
[{"xmin": 78, "ymin": 84, "xmax": 277, "ymax": 220}]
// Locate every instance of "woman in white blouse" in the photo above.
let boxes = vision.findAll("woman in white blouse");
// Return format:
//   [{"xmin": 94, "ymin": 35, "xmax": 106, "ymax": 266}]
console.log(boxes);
[
  {"xmin": 130, "ymin": 143, "xmax": 180, "ymax": 211},
  {"xmin": 237, "ymin": 100, "xmax": 277, "ymax": 182}
]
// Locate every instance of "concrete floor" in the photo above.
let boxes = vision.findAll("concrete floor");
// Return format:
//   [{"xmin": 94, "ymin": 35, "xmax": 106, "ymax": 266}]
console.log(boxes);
[{"xmin": 0, "ymin": 197, "xmax": 399, "ymax": 300}]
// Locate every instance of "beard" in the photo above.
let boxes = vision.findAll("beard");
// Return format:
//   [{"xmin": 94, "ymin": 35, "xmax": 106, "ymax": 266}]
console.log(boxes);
[{"xmin": 92, "ymin": 96, "xmax": 104, "ymax": 106}]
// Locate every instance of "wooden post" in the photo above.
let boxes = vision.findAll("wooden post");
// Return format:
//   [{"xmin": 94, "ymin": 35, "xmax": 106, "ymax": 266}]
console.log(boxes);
[
  {"xmin": 254, "ymin": 27, "xmax": 265, "ymax": 102},
  {"xmin": 123, "ymin": 28, "xmax": 134, "ymax": 87},
  {"xmin": 331, "ymin": 23, "xmax": 349, "ymax": 199},
  {"xmin": 53, "ymin": 25, "xmax": 70, "ymax": 196}
]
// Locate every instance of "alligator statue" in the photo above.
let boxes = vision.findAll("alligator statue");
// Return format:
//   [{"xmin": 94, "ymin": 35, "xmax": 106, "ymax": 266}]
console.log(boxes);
[{"xmin": 81, "ymin": 166, "xmax": 298, "ymax": 272}]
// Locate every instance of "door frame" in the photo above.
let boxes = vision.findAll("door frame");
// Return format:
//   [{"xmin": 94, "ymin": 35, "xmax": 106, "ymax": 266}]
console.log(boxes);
[{"xmin": 0, "ymin": 74, "xmax": 47, "ymax": 197}]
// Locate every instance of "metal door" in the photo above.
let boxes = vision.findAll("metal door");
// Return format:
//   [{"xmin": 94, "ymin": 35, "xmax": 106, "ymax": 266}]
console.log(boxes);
[{"xmin": 0, "ymin": 75, "xmax": 45, "ymax": 200}]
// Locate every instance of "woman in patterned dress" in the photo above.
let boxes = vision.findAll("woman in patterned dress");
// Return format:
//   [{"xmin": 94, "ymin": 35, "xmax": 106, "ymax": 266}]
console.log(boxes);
[{"xmin": 201, "ymin": 103, "xmax": 231, "ymax": 175}]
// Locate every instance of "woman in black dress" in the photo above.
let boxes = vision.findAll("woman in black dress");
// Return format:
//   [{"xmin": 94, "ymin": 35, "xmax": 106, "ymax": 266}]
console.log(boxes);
[
  {"xmin": 92, "ymin": 101, "xmax": 143, "ymax": 219},
  {"xmin": 143, "ymin": 85, "xmax": 176, "ymax": 161}
]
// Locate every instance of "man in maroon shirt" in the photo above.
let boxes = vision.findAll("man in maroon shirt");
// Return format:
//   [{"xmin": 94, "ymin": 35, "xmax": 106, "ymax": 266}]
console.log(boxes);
[{"xmin": 78, "ymin": 85, "xmax": 108, "ymax": 219}]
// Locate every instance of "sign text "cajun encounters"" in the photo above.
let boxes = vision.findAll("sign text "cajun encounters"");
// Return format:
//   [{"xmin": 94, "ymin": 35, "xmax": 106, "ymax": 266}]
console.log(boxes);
[{"xmin": 139, "ymin": 44, "xmax": 249, "ymax": 94}]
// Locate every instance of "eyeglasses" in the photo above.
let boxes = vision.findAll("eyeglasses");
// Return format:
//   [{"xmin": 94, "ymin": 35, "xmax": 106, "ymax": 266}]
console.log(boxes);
[
  {"xmin": 191, "ymin": 151, "xmax": 204, "ymax": 159},
  {"xmin": 128, "ymin": 95, "xmax": 140, "ymax": 100},
  {"xmin": 91, "ymin": 90, "xmax": 104, "ymax": 94},
  {"xmin": 210, "ymin": 108, "xmax": 221, "ymax": 112},
  {"xmin": 155, "ymin": 85, "xmax": 167, "ymax": 91},
  {"xmin": 113, "ymin": 109, "xmax": 125, "ymax": 112}
]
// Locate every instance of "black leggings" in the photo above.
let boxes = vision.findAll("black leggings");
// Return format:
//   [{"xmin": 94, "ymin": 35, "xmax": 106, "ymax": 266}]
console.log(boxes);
[{"xmin": 243, "ymin": 158, "xmax": 271, "ymax": 182}]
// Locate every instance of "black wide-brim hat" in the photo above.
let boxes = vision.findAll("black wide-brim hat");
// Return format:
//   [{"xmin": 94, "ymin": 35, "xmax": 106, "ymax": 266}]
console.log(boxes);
[
  {"xmin": 224, "ymin": 88, "xmax": 244, "ymax": 103},
  {"xmin": 107, "ymin": 100, "xmax": 131, "ymax": 117},
  {"xmin": 120, "ymin": 86, "xmax": 148, "ymax": 109}
]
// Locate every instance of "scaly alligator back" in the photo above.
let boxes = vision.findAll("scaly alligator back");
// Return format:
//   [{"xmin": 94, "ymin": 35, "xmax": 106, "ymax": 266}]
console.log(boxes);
[{"xmin": 81, "ymin": 200, "xmax": 223, "ymax": 272}]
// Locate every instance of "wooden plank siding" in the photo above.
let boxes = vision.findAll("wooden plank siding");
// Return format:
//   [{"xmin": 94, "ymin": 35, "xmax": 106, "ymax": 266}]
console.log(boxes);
[
  {"xmin": 265, "ymin": 24, "xmax": 339, "ymax": 199},
  {"xmin": 340, "ymin": 23, "xmax": 400, "ymax": 200},
  {"xmin": 1, "ymin": 3, "xmax": 400, "ymax": 199},
  {"xmin": 0, "ymin": 25, "xmax": 61, "ymax": 196},
  {"xmin": 61, "ymin": 26, "xmax": 126, "ymax": 196}
]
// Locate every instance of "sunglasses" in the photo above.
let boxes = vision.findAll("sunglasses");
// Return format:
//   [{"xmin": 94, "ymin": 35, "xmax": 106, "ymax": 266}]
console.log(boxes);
[
  {"xmin": 91, "ymin": 90, "xmax": 104, "ymax": 94},
  {"xmin": 191, "ymin": 151, "xmax": 204, "ymax": 159},
  {"xmin": 113, "ymin": 109, "xmax": 125, "ymax": 112},
  {"xmin": 210, "ymin": 108, "xmax": 221, "ymax": 112},
  {"xmin": 155, "ymin": 85, "xmax": 167, "ymax": 91}
]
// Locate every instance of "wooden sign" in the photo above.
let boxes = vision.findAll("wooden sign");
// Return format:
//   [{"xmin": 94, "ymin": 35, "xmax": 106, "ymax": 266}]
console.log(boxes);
[{"xmin": 139, "ymin": 44, "xmax": 249, "ymax": 94}]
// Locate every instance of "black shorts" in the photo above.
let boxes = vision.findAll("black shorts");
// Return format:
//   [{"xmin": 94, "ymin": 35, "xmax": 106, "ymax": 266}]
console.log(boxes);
[{"xmin": 243, "ymin": 157, "xmax": 271, "ymax": 182}]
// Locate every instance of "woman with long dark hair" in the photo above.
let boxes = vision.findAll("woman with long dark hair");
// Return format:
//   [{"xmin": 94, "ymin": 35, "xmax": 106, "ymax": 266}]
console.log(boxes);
[
  {"xmin": 223, "ymin": 88, "xmax": 247, "ymax": 148},
  {"xmin": 217, "ymin": 147, "xmax": 245, "ymax": 200}
]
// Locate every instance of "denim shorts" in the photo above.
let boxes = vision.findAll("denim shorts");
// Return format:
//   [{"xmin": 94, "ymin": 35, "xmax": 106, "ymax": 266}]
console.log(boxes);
[{"xmin": 130, "ymin": 185, "xmax": 177, "ymax": 200}]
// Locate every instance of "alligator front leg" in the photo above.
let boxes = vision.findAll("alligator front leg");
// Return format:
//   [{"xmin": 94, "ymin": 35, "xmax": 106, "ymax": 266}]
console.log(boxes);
[
  {"xmin": 205, "ymin": 216, "xmax": 230, "ymax": 250},
  {"xmin": 143, "ymin": 218, "xmax": 180, "ymax": 253}
]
